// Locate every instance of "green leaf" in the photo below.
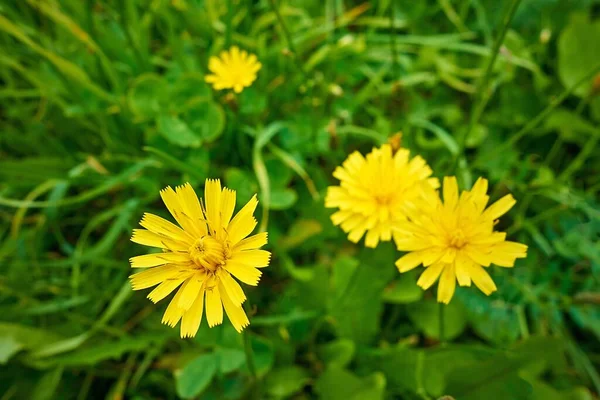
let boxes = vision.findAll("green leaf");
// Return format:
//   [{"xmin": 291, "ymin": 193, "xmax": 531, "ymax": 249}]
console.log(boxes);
[
  {"xmin": 185, "ymin": 102, "xmax": 225, "ymax": 143},
  {"xmin": 168, "ymin": 73, "xmax": 212, "ymax": 108},
  {"xmin": 265, "ymin": 366, "xmax": 310, "ymax": 398},
  {"xmin": 382, "ymin": 270, "xmax": 423, "ymax": 304},
  {"xmin": 269, "ymin": 188, "xmax": 297, "ymax": 210},
  {"xmin": 128, "ymin": 74, "xmax": 168, "ymax": 118},
  {"xmin": 0, "ymin": 335, "xmax": 23, "ymax": 364},
  {"xmin": 175, "ymin": 353, "xmax": 218, "ymax": 399},
  {"xmin": 156, "ymin": 114, "xmax": 202, "ymax": 147},
  {"xmin": 331, "ymin": 245, "xmax": 397, "ymax": 343},
  {"xmin": 279, "ymin": 219, "xmax": 323, "ymax": 250},
  {"xmin": 558, "ymin": 13, "xmax": 600, "ymax": 97},
  {"xmin": 216, "ymin": 348, "xmax": 246, "ymax": 374},
  {"xmin": 318, "ymin": 339, "xmax": 355, "ymax": 368},
  {"xmin": 407, "ymin": 300, "xmax": 467, "ymax": 340},
  {"xmin": 251, "ymin": 336, "xmax": 275, "ymax": 378},
  {"xmin": 31, "ymin": 367, "xmax": 64, "ymax": 400},
  {"xmin": 314, "ymin": 366, "xmax": 386, "ymax": 400}
]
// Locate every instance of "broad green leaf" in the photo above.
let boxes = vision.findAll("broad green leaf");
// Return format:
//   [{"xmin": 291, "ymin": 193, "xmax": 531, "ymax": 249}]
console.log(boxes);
[
  {"xmin": 185, "ymin": 102, "xmax": 225, "ymax": 143},
  {"xmin": 265, "ymin": 366, "xmax": 310, "ymax": 398},
  {"xmin": 558, "ymin": 13, "xmax": 600, "ymax": 97},
  {"xmin": 269, "ymin": 188, "xmax": 297, "ymax": 210},
  {"xmin": 251, "ymin": 336, "xmax": 275, "ymax": 378},
  {"xmin": 156, "ymin": 114, "xmax": 202, "ymax": 147},
  {"xmin": 331, "ymin": 244, "xmax": 397, "ymax": 343},
  {"xmin": 128, "ymin": 74, "xmax": 168, "ymax": 118},
  {"xmin": 0, "ymin": 335, "xmax": 23, "ymax": 364},
  {"xmin": 407, "ymin": 300, "xmax": 467, "ymax": 340},
  {"xmin": 175, "ymin": 353, "xmax": 218, "ymax": 399},
  {"xmin": 318, "ymin": 339, "xmax": 355, "ymax": 368},
  {"xmin": 314, "ymin": 366, "xmax": 386, "ymax": 400},
  {"xmin": 216, "ymin": 348, "xmax": 246, "ymax": 374},
  {"xmin": 31, "ymin": 367, "xmax": 64, "ymax": 400},
  {"xmin": 279, "ymin": 219, "xmax": 323, "ymax": 250},
  {"xmin": 382, "ymin": 270, "xmax": 423, "ymax": 304}
]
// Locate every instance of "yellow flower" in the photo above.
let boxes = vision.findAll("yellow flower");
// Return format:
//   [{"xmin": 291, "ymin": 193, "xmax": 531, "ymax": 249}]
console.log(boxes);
[
  {"xmin": 205, "ymin": 46, "xmax": 261, "ymax": 93},
  {"xmin": 129, "ymin": 180, "xmax": 270, "ymax": 337},
  {"xmin": 325, "ymin": 144, "xmax": 439, "ymax": 248},
  {"xmin": 395, "ymin": 176, "xmax": 528, "ymax": 304}
]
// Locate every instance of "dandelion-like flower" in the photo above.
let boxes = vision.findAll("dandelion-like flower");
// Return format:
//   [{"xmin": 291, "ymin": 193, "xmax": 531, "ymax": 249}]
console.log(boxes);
[
  {"xmin": 395, "ymin": 176, "xmax": 527, "ymax": 304},
  {"xmin": 205, "ymin": 46, "xmax": 261, "ymax": 93},
  {"xmin": 325, "ymin": 144, "xmax": 439, "ymax": 248},
  {"xmin": 129, "ymin": 180, "xmax": 270, "ymax": 337}
]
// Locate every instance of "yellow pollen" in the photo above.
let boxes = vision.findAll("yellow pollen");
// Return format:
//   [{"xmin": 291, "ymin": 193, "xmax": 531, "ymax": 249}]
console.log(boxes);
[
  {"xmin": 189, "ymin": 236, "xmax": 226, "ymax": 271},
  {"xmin": 449, "ymin": 229, "xmax": 467, "ymax": 248}
]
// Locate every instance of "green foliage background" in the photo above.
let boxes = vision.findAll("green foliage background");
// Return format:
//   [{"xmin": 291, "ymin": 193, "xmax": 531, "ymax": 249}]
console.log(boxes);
[{"xmin": 1, "ymin": 0, "xmax": 600, "ymax": 399}]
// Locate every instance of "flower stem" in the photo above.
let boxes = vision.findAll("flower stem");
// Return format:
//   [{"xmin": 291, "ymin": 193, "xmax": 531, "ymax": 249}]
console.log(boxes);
[
  {"xmin": 438, "ymin": 302, "xmax": 445, "ymax": 343},
  {"xmin": 226, "ymin": 0, "xmax": 233, "ymax": 47},
  {"xmin": 267, "ymin": 0, "xmax": 308, "ymax": 79},
  {"xmin": 389, "ymin": 1, "xmax": 398, "ymax": 72},
  {"xmin": 456, "ymin": 0, "xmax": 522, "ymax": 166},
  {"xmin": 243, "ymin": 328, "xmax": 257, "ymax": 381}
]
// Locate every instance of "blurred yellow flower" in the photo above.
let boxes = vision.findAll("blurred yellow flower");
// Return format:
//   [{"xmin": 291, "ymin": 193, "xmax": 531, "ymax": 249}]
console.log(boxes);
[
  {"xmin": 395, "ymin": 177, "xmax": 527, "ymax": 304},
  {"xmin": 130, "ymin": 180, "xmax": 269, "ymax": 337},
  {"xmin": 325, "ymin": 144, "xmax": 439, "ymax": 248},
  {"xmin": 205, "ymin": 46, "xmax": 261, "ymax": 93}
]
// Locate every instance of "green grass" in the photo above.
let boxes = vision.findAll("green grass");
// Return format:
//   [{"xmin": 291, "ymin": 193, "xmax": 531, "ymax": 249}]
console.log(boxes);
[{"xmin": 1, "ymin": 0, "xmax": 600, "ymax": 399}]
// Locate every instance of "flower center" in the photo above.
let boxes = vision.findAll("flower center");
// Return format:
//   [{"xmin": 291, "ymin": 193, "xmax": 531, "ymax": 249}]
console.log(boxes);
[
  {"xmin": 374, "ymin": 194, "xmax": 393, "ymax": 206},
  {"xmin": 189, "ymin": 236, "xmax": 227, "ymax": 271},
  {"xmin": 449, "ymin": 229, "xmax": 467, "ymax": 248}
]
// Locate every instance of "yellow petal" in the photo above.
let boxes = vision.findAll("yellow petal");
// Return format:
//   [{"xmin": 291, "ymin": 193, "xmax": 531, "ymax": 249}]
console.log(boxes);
[
  {"xmin": 417, "ymin": 263, "xmax": 445, "ymax": 290},
  {"xmin": 463, "ymin": 245, "xmax": 492, "ymax": 267},
  {"xmin": 227, "ymin": 195, "xmax": 258, "ymax": 244},
  {"xmin": 421, "ymin": 248, "xmax": 445, "ymax": 266},
  {"xmin": 205, "ymin": 285, "xmax": 223, "ymax": 327},
  {"xmin": 224, "ymin": 261, "xmax": 262, "ymax": 286},
  {"xmin": 493, "ymin": 241, "xmax": 528, "ymax": 256},
  {"xmin": 218, "ymin": 269, "xmax": 246, "ymax": 306},
  {"xmin": 443, "ymin": 176, "xmax": 459, "ymax": 211},
  {"xmin": 233, "ymin": 232, "xmax": 268, "ymax": 252},
  {"xmin": 488, "ymin": 251, "xmax": 518, "ymax": 267},
  {"xmin": 130, "ymin": 229, "xmax": 189, "ymax": 252},
  {"xmin": 162, "ymin": 285, "xmax": 186, "ymax": 327},
  {"xmin": 129, "ymin": 264, "xmax": 181, "ymax": 290},
  {"xmin": 160, "ymin": 186, "xmax": 198, "ymax": 235},
  {"xmin": 468, "ymin": 264, "xmax": 497, "ymax": 295},
  {"xmin": 395, "ymin": 252, "xmax": 422, "ymax": 273},
  {"xmin": 221, "ymin": 188, "xmax": 237, "ymax": 228},
  {"xmin": 147, "ymin": 279, "xmax": 185, "ymax": 303},
  {"xmin": 437, "ymin": 263, "xmax": 456, "ymax": 304},
  {"xmin": 180, "ymin": 288, "xmax": 205, "ymax": 338},
  {"xmin": 364, "ymin": 227, "xmax": 381, "ymax": 248},
  {"xmin": 220, "ymin": 286, "xmax": 249, "ymax": 333},
  {"xmin": 482, "ymin": 194, "xmax": 516, "ymax": 221},
  {"xmin": 394, "ymin": 236, "xmax": 433, "ymax": 252},
  {"xmin": 140, "ymin": 213, "xmax": 194, "ymax": 243},
  {"xmin": 130, "ymin": 252, "xmax": 191, "ymax": 268},
  {"xmin": 330, "ymin": 210, "xmax": 352, "ymax": 225},
  {"xmin": 177, "ymin": 274, "xmax": 206, "ymax": 310},
  {"xmin": 469, "ymin": 177, "xmax": 489, "ymax": 213},
  {"xmin": 204, "ymin": 179, "xmax": 222, "ymax": 235},
  {"xmin": 175, "ymin": 183, "xmax": 207, "ymax": 237},
  {"xmin": 454, "ymin": 252, "xmax": 472, "ymax": 287},
  {"xmin": 229, "ymin": 249, "xmax": 271, "ymax": 268}
]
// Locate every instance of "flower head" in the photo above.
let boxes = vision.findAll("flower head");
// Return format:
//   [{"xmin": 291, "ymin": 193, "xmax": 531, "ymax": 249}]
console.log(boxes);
[
  {"xmin": 205, "ymin": 46, "xmax": 261, "ymax": 93},
  {"xmin": 395, "ymin": 176, "xmax": 527, "ymax": 304},
  {"xmin": 129, "ymin": 180, "xmax": 270, "ymax": 337},
  {"xmin": 325, "ymin": 144, "xmax": 439, "ymax": 248}
]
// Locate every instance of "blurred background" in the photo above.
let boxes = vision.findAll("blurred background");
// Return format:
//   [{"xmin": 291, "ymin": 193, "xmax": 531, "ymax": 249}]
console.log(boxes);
[{"xmin": 1, "ymin": 0, "xmax": 600, "ymax": 399}]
